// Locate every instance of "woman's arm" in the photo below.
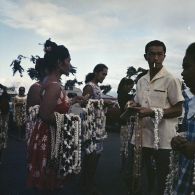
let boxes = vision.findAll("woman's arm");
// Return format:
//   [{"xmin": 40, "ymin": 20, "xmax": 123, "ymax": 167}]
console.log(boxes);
[
  {"xmin": 39, "ymin": 83, "xmax": 61, "ymax": 124},
  {"xmin": 82, "ymin": 85, "xmax": 93, "ymax": 97},
  {"xmin": 26, "ymin": 84, "xmax": 41, "ymax": 112}
]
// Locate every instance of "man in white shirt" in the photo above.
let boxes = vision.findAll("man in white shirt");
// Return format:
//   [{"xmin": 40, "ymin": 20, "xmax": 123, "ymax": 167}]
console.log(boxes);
[{"xmin": 129, "ymin": 40, "xmax": 184, "ymax": 195}]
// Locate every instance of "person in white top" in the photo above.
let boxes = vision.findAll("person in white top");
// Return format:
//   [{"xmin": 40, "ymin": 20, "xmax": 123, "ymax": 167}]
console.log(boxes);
[{"xmin": 127, "ymin": 40, "xmax": 184, "ymax": 195}]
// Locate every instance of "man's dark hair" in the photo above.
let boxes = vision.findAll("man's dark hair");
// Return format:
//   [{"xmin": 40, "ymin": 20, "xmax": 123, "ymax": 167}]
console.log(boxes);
[
  {"xmin": 145, "ymin": 40, "xmax": 166, "ymax": 54},
  {"xmin": 19, "ymin": 86, "xmax": 25, "ymax": 91},
  {"xmin": 185, "ymin": 42, "xmax": 195, "ymax": 61}
]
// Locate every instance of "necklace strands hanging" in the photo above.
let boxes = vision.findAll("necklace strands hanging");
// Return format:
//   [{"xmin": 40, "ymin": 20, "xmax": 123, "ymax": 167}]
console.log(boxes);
[
  {"xmin": 151, "ymin": 108, "xmax": 164, "ymax": 150},
  {"xmin": 132, "ymin": 113, "xmax": 143, "ymax": 193},
  {"xmin": 82, "ymin": 99, "xmax": 107, "ymax": 154},
  {"xmin": 51, "ymin": 112, "xmax": 82, "ymax": 176}
]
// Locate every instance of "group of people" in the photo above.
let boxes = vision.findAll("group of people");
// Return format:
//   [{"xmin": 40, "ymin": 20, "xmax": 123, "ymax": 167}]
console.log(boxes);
[
  {"xmin": 0, "ymin": 85, "xmax": 27, "ymax": 164},
  {"xmin": 0, "ymin": 39, "xmax": 195, "ymax": 195},
  {"xmin": 24, "ymin": 40, "xmax": 114, "ymax": 195},
  {"xmin": 117, "ymin": 40, "xmax": 195, "ymax": 195}
]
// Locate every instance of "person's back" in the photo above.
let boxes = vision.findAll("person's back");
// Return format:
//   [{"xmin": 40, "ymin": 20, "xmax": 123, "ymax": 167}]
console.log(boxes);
[{"xmin": 27, "ymin": 82, "xmax": 41, "ymax": 106}]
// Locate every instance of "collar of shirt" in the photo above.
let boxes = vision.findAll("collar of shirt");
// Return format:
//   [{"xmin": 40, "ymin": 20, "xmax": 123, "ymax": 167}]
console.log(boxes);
[
  {"xmin": 143, "ymin": 66, "xmax": 168, "ymax": 83},
  {"xmin": 187, "ymin": 95, "xmax": 195, "ymax": 119}
]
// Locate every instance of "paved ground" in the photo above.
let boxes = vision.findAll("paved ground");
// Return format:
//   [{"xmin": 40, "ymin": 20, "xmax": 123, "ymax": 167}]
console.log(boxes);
[{"xmin": 0, "ymin": 129, "xmax": 127, "ymax": 195}]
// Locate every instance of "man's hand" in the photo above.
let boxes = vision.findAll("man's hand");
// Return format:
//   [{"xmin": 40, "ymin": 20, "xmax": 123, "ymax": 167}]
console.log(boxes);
[
  {"xmin": 135, "ymin": 107, "xmax": 154, "ymax": 118},
  {"xmin": 125, "ymin": 101, "xmax": 138, "ymax": 109}
]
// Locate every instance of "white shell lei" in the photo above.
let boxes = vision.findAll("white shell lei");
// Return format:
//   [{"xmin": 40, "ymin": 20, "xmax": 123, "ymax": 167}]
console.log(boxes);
[
  {"xmin": 26, "ymin": 105, "xmax": 40, "ymax": 144},
  {"xmin": 164, "ymin": 150, "xmax": 179, "ymax": 195},
  {"xmin": 165, "ymin": 152, "xmax": 195, "ymax": 195},
  {"xmin": 151, "ymin": 108, "xmax": 164, "ymax": 150},
  {"xmin": 82, "ymin": 99, "xmax": 107, "ymax": 154},
  {"xmin": 51, "ymin": 112, "xmax": 82, "ymax": 176}
]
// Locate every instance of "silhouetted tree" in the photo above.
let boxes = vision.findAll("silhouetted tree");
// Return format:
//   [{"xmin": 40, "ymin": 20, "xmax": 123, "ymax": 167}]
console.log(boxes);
[
  {"xmin": 10, "ymin": 55, "xmax": 26, "ymax": 77},
  {"xmin": 100, "ymin": 85, "xmax": 112, "ymax": 95},
  {"xmin": 65, "ymin": 79, "xmax": 83, "ymax": 90},
  {"xmin": 126, "ymin": 66, "xmax": 148, "ymax": 83}
]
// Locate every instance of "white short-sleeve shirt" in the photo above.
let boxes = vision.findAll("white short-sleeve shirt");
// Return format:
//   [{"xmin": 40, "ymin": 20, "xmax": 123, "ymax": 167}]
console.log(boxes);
[{"xmin": 132, "ymin": 67, "xmax": 184, "ymax": 149}]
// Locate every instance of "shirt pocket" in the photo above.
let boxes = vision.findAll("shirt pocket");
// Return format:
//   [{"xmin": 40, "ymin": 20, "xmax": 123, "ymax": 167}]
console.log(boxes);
[{"xmin": 148, "ymin": 88, "xmax": 167, "ymax": 108}]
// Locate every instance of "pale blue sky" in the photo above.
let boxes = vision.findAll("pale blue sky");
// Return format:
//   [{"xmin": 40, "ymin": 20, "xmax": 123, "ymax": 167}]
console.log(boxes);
[{"xmin": 0, "ymin": 0, "xmax": 195, "ymax": 96}]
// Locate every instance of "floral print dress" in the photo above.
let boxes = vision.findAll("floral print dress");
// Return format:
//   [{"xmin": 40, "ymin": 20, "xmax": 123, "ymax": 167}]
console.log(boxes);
[{"xmin": 27, "ymin": 86, "xmax": 70, "ymax": 190}]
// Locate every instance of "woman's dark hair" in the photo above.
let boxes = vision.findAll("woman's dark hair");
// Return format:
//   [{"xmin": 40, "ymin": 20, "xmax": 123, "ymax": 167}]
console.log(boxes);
[
  {"xmin": 44, "ymin": 45, "xmax": 70, "ymax": 72},
  {"xmin": 117, "ymin": 77, "xmax": 134, "ymax": 94},
  {"xmin": 145, "ymin": 40, "xmax": 166, "ymax": 54},
  {"xmin": 85, "ymin": 63, "xmax": 108, "ymax": 83},
  {"xmin": 44, "ymin": 39, "xmax": 58, "ymax": 53}
]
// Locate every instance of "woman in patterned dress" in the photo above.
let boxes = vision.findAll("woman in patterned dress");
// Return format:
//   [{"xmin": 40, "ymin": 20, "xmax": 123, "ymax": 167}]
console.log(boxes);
[
  {"xmin": 13, "ymin": 86, "xmax": 27, "ymax": 139},
  {"xmin": 27, "ymin": 44, "xmax": 84, "ymax": 194},
  {"xmin": 81, "ymin": 64, "xmax": 109, "ymax": 195}
]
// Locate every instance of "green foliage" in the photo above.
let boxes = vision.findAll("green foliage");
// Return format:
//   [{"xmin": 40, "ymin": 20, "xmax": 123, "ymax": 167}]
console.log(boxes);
[{"xmin": 126, "ymin": 66, "xmax": 148, "ymax": 83}]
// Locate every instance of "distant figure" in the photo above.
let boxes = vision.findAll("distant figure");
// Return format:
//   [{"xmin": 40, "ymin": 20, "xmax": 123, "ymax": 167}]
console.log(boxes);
[
  {"xmin": 13, "ymin": 86, "xmax": 27, "ymax": 140},
  {"xmin": 117, "ymin": 77, "xmax": 134, "ymax": 185},
  {"xmin": 0, "ymin": 89, "xmax": 10, "ymax": 164}
]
